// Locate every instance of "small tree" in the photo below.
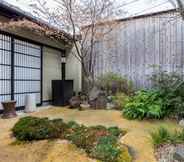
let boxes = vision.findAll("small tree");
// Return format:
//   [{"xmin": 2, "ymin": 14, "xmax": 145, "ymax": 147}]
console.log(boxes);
[
  {"xmin": 27, "ymin": 0, "xmax": 122, "ymax": 93},
  {"xmin": 169, "ymin": 0, "xmax": 184, "ymax": 19}
]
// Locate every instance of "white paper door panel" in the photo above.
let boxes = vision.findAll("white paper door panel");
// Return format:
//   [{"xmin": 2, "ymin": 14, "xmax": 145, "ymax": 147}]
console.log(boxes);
[
  {"xmin": 14, "ymin": 39, "xmax": 41, "ymax": 107},
  {"xmin": 0, "ymin": 34, "xmax": 11, "ymax": 110}
]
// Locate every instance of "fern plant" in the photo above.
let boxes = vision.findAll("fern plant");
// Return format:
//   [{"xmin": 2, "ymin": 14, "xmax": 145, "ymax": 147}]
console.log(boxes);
[{"xmin": 122, "ymin": 90, "xmax": 165, "ymax": 120}]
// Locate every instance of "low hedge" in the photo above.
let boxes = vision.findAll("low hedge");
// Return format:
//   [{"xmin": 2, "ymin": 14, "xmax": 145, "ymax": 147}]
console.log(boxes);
[
  {"xmin": 12, "ymin": 117, "xmax": 68, "ymax": 140},
  {"xmin": 12, "ymin": 116, "xmax": 131, "ymax": 162}
]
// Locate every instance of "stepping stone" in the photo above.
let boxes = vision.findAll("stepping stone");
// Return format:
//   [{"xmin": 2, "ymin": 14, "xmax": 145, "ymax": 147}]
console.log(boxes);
[{"xmin": 173, "ymin": 146, "xmax": 184, "ymax": 162}]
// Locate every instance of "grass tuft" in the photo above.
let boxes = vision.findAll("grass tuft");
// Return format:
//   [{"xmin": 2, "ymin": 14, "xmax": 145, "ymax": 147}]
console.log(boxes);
[{"xmin": 151, "ymin": 127, "xmax": 184, "ymax": 147}]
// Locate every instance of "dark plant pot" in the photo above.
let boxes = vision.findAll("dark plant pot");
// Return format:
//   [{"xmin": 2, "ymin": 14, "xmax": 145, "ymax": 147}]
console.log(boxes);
[{"xmin": 1, "ymin": 100, "xmax": 17, "ymax": 119}]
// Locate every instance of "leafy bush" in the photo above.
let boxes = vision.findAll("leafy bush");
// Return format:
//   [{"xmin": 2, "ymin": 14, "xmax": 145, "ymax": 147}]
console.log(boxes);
[
  {"xmin": 150, "ymin": 71, "xmax": 184, "ymax": 94},
  {"xmin": 111, "ymin": 93, "xmax": 130, "ymax": 110},
  {"xmin": 122, "ymin": 90, "xmax": 165, "ymax": 120},
  {"xmin": 66, "ymin": 125, "xmax": 90, "ymax": 149},
  {"xmin": 12, "ymin": 117, "xmax": 67, "ymax": 141},
  {"xmin": 151, "ymin": 127, "xmax": 184, "ymax": 147},
  {"xmin": 91, "ymin": 135, "xmax": 121, "ymax": 162},
  {"xmin": 67, "ymin": 121, "xmax": 80, "ymax": 130},
  {"xmin": 97, "ymin": 135, "xmax": 118, "ymax": 146},
  {"xmin": 108, "ymin": 126, "xmax": 124, "ymax": 137},
  {"xmin": 96, "ymin": 72, "xmax": 134, "ymax": 95},
  {"xmin": 67, "ymin": 125, "xmax": 111, "ymax": 153},
  {"xmin": 150, "ymin": 71, "xmax": 184, "ymax": 119},
  {"xmin": 123, "ymin": 71, "xmax": 184, "ymax": 120}
]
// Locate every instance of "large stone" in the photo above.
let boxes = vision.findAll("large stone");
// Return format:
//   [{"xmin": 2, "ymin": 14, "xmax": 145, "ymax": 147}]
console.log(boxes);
[
  {"xmin": 90, "ymin": 92, "xmax": 107, "ymax": 109},
  {"xmin": 179, "ymin": 119, "xmax": 184, "ymax": 127},
  {"xmin": 89, "ymin": 86, "xmax": 101, "ymax": 101},
  {"xmin": 95, "ymin": 95, "xmax": 107, "ymax": 109},
  {"xmin": 173, "ymin": 146, "xmax": 184, "ymax": 162},
  {"xmin": 69, "ymin": 96, "xmax": 81, "ymax": 108}
]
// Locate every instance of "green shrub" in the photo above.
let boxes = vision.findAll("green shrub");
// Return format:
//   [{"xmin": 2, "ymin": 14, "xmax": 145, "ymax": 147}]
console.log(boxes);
[
  {"xmin": 96, "ymin": 72, "xmax": 134, "ymax": 95},
  {"xmin": 91, "ymin": 136, "xmax": 120, "ymax": 162},
  {"xmin": 123, "ymin": 70, "xmax": 184, "ymax": 120},
  {"xmin": 66, "ymin": 125, "xmax": 88, "ymax": 148},
  {"xmin": 67, "ymin": 125, "xmax": 110, "ymax": 153},
  {"xmin": 67, "ymin": 121, "xmax": 80, "ymax": 130},
  {"xmin": 150, "ymin": 70, "xmax": 184, "ymax": 119},
  {"xmin": 111, "ymin": 93, "xmax": 130, "ymax": 110},
  {"xmin": 108, "ymin": 126, "xmax": 124, "ymax": 137},
  {"xmin": 97, "ymin": 135, "xmax": 118, "ymax": 145},
  {"xmin": 12, "ymin": 117, "xmax": 67, "ymax": 141},
  {"xmin": 122, "ymin": 90, "xmax": 165, "ymax": 120},
  {"xmin": 91, "ymin": 143, "xmax": 121, "ymax": 162},
  {"xmin": 151, "ymin": 127, "xmax": 184, "ymax": 147}
]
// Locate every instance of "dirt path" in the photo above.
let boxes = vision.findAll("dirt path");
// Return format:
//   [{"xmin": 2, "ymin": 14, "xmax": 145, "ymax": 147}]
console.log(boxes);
[{"xmin": 0, "ymin": 107, "xmax": 181, "ymax": 162}]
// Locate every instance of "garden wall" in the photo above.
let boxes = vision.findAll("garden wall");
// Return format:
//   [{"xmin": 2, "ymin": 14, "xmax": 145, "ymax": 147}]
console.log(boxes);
[{"xmin": 92, "ymin": 10, "xmax": 184, "ymax": 88}]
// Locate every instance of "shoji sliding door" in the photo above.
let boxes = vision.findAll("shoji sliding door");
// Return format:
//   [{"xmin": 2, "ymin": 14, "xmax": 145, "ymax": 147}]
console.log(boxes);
[
  {"xmin": 0, "ymin": 33, "xmax": 42, "ymax": 109},
  {"xmin": 0, "ymin": 34, "xmax": 11, "ymax": 109},
  {"xmin": 14, "ymin": 39, "xmax": 41, "ymax": 107}
]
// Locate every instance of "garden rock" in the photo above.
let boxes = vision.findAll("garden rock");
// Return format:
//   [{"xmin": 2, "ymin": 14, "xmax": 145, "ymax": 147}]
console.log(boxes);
[
  {"xmin": 106, "ymin": 103, "xmax": 116, "ymax": 110},
  {"xmin": 179, "ymin": 119, "xmax": 184, "ymax": 128},
  {"xmin": 69, "ymin": 96, "xmax": 81, "ymax": 108},
  {"xmin": 173, "ymin": 146, "xmax": 184, "ymax": 162},
  {"xmin": 89, "ymin": 86, "xmax": 101, "ymax": 101},
  {"xmin": 106, "ymin": 96, "xmax": 116, "ymax": 110},
  {"xmin": 80, "ymin": 103, "xmax": 90, "ymax": 109},
  {"xmin": 90, "ymin": 92, "xmax": 107, "ymax": 109}
]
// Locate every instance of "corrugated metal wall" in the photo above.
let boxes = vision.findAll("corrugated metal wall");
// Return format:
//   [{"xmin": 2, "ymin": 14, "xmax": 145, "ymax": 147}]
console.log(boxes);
[{"xmin": 93, "ymin": 11, "xmax": 184, "ymax": 88}]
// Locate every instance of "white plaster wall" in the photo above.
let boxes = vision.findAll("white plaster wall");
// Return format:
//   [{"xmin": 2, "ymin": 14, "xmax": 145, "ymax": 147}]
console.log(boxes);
[
  {"xmin": 66, "ymin": 47, "xmax": 82, "ymax": 93},
  {"xmin": 43, "ymin": 47, "xmax": 62, "ymax": 101}
]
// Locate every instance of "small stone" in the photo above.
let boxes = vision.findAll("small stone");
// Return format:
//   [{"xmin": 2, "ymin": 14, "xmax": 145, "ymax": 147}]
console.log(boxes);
[
  {"xmin": 56, "ymin": 139, "xmax": 70, "ymax": 144},
  {"xmin": 80, "ymin": 103, "xmax": 90, "ymax": 109},
  {"xmin": 173, "ymin": 146, "xmax": 184, "ymax": 162},
  {"xmin": 106, "ymin": 103, "xmax": 115, "ymax": 110},
  {"xmin": 179, "ymin": 119, "xmax": 184, "ymax": 127}
]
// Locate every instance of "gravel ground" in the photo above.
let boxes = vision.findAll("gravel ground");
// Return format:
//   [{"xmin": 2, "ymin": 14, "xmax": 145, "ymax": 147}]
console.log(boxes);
[{"xmin": 155, "ymin": 144, "xmax": 184, "ymax": 162}]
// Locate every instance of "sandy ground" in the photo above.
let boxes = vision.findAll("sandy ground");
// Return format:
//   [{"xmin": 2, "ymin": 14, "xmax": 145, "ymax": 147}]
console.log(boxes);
[{"xmin": 0, "ymin": 107, "xmax": 181, "ymax": 162}]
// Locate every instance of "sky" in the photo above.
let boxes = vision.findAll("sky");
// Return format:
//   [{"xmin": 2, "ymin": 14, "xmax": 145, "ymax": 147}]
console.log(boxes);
[{"xmin": 4, "ymin": 0, "xmax": 174, "ymax": 19}]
